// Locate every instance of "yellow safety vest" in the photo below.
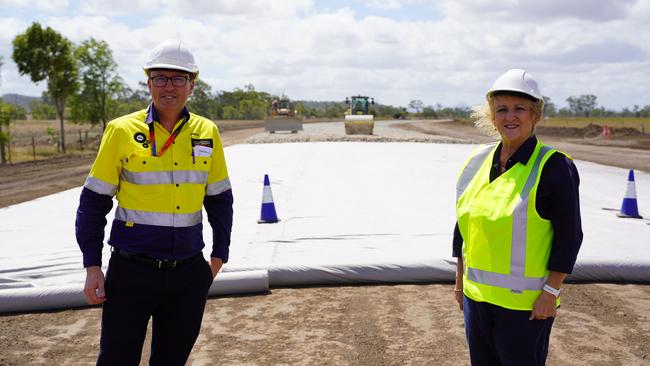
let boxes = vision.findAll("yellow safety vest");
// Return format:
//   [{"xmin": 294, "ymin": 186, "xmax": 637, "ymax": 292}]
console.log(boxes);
[
  {"xmin": 84, "ymin": 108, "xmax": 230, "ymax": 228},
  {"xmin": 456, "ymin": 141, "xmax": 560, "ymax": 310}
]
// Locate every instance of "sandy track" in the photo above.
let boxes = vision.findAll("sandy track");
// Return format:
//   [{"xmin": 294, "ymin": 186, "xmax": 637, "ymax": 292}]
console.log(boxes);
[
  {"xmin": 1, "ymin": 284, "xmax": 648, "ymax": 365},
  {"xmin": 398, "ymin": 120, "xmax": 650, "ymax": 172}
]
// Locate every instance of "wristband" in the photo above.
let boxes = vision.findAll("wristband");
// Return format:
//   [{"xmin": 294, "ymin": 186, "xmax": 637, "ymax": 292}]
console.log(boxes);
[{"xmin": 542, "ymin": 283, "xmax": 560, "ymax": 297}]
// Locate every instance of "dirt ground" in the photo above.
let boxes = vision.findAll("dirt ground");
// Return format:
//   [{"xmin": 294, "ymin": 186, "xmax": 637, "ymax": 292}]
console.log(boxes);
[{"xmin": 0, "ymin": 120, "xmax": 649, "ymax": 366}]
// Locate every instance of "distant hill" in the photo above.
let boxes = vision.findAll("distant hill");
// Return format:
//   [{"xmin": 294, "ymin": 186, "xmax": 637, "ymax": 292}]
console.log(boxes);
[{"xmin": 1, "ymin": 94, "xmax": 41, "ymax": 112}]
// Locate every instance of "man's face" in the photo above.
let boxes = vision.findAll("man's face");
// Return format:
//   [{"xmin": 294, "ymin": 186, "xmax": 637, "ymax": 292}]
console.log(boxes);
[{"xmin": 147, "ymin": 69, "xmax": 194, "ymax": 117}]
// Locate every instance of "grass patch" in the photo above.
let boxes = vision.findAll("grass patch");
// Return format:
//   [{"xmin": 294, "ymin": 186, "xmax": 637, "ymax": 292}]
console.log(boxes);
[{"xmin": 540, "ymin": 118, "xmax": 650, "ymax": 133}]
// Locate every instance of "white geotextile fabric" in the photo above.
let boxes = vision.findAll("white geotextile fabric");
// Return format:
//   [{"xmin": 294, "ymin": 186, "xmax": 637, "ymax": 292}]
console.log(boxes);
[{"xmin": 0, "ymin": 142, "xmax": 648, "ymax": 313}]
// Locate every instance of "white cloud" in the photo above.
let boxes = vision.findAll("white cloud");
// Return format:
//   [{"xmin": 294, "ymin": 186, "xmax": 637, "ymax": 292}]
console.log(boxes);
[
  {"xmin": 0, "ymin": 0, "xmax": 69, "ymax": 11},
  {"xmin": 162, "ymin": 0, "xmax": 314, "ymax": 17},
  {"xmin": 437, "ymin": 0, "xmax": 636, "ymax": 21},
  {"xmin": 2, "ymin": 0, "xmax": 650, "ymax": 109},
  {"xmin": 362, "ymin": 0, "xmax": 402, "ymax": 10},
  {"xmin": 78, "ymin": 0, "xmax": 160, "ymax": 16}
]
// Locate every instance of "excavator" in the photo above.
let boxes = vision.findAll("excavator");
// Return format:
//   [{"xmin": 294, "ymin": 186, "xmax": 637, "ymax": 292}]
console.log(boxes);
[
  {"xmin": 344, "ymin": 95, "xmax": 375, "ymax": 135},
  {"xmin": 264, "ymin": 97, "xmax": 303, "ymax": 133}
]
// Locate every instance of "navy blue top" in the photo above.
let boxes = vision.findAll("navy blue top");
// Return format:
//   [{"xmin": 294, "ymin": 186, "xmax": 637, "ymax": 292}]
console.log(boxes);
[
  {"xmin": 76, "ymin": 188, "xmax": 233, "ymax": 267},
  {"xmin": 452, "ymin": 136, "xmax": 583, "ymax": 274}
]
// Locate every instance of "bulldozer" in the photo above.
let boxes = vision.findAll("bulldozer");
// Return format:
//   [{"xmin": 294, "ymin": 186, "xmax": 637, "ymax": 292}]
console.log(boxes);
[
  {"xmin": 344, "ymin": 95, "xmax": 375, "ymax": 135},
  {"xmin": 264, "ymin": 97, "xmax": 303, "ymax": 133}
]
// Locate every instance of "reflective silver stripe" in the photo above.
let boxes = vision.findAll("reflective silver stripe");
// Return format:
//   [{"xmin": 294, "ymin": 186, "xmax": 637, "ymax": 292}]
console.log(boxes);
[
  {"xmin": 206, "ymin": 177, "xmax": 231, "ymax": 196},
  {"xmin": 510, "ymin": 145, "xmax": 553, "ymax": 278},
  {"xmin": 468, "ymin": 145, "xmax": 554, "ymax": 292},
  {"xmin": 467, "ymin": 268, "xmax": 546, "ymax": 292},
  {"xmin": 120, "ymin": 170, "xmax": 209, "ymax": 185},
  {"xmin": 521, "ymin": 146, "xmax": 552, "ymax": 197},
  {"xmin": 84, "ymin": 176, "xmax": 117, "ymax": 196},
  {"xmin": 456, "ymin": 144, "xmax": 496, "ymax": 201},
  {"xmin": 115, "ymin": 207, "xmax": 202, "ymax": 227}
]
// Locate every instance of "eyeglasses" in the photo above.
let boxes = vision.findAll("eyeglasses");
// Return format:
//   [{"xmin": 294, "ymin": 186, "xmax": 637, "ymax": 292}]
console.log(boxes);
[{"xmin": 149, "ymin": 75, "xmax": 190, "ymax": 87}]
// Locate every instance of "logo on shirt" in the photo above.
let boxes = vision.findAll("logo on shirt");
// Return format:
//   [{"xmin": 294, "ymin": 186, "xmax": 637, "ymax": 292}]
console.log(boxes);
[{"xmin": 134, "ymin": 132, "xmax": 150, "ymax": 148}]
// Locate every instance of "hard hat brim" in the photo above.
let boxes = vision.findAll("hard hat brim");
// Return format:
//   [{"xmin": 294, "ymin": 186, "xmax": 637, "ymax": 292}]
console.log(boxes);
[
  {"xmin": 486, "ymin": 88, "xmax": 542, "ymax": 102},
  {"xmin": 143, "ymin": 63, "xmax": 198, "ymax": 75}
]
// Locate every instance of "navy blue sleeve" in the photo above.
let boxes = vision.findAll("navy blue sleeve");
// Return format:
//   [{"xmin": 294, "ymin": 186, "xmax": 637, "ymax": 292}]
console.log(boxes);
[
  {"xmin": 75, "ymin": 187, "xmax": 114, "ymax": 268},
  {"xmin": 537, "ymin": 152, "xmax": 583, "ymax": 274},
  {"xmin": 452, "ymin": 222, "xmax": 463, "ymax": 257},
  {"xmin": 204, "ymin": 189, "xmax": 234, "ymax": 262}
]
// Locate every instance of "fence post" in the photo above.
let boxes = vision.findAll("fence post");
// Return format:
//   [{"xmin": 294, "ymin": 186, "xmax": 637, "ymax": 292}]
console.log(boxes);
[
  {"xmin": 32, "ymin": 136, "xmax": 36, "ymax": 161},
  {"xmin": 7, "ymin": 139, "xmax": 11, "ymax": 164},
  {"xmin": 79, "ymin": 130, "xmax": 83, "ymax": 152}
]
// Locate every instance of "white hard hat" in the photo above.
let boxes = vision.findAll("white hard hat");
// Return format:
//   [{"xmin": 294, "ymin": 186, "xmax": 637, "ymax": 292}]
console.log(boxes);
[
  {"xmin": 143, "ymin": 39, "xmax": 198, "ymax": 75},
  {"xmin": 487, "ymin": 69, "xmax": 542, "ymax": 101}
]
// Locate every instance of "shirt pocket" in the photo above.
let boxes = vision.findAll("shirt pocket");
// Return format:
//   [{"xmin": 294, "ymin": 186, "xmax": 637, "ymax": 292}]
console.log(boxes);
[
  {"xmin": 193, "ymin": 156, "xmax": 212, "ymax": 172},
  {"xmin": 121, "ymin": 155, "xmax": 165, "ymax": 196}
]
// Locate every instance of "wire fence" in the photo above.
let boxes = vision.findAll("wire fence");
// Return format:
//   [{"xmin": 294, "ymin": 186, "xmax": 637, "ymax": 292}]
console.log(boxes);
[{"xmin": 5, "ymin": 119, "xmax": 103, "ymax": 163}]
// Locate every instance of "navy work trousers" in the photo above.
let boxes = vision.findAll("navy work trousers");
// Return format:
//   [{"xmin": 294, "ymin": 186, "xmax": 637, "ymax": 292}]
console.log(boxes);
[
  {"xmin": 97, "ymin": 252, "xmax": 214, "ymax": 366},
  {"xmin": 463, "ymin": 296, "xmax": 554, "ymax": 366}
]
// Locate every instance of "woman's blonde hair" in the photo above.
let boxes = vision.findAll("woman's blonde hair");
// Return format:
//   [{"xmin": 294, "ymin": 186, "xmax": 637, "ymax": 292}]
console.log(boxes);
[{"xmin": 472, "ymin": 91, "xmax": 544, "ymax": 138}]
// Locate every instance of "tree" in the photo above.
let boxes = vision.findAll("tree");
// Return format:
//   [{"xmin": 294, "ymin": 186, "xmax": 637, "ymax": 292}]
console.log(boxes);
[
  {"xmin": 0, "ymin": 99, "xmax": 27, "ymax": 164},
  {"xmin": 215, "ymin": 84, "xmax": 272, "ymax": 120},
  {"xmin": 566, "ymin": 94, "xmax": 597, "ymax": 117},
  {"xmin": 542, "ymin": 96, "xmax": 556, "ymax": 117},
  {"xmin": 187, "ymin": 79, "xmax": 217, "ymax": 119},
  {"xmin": 12, "ymin": 22, "xmax": 78, "ymax": 153},
  {"xmin": 29, "ymin": 94, "xmax": 58, "ymax": 119},
  {"xmin": 421, "ymin": 106, "xmax": 438, "ymax": 119},
  {"xmin": 69, "ymin": 38, "xmax": 121, "ymax": 130},
  {"xmin": 408, "ymin": 99, "xmax": 424, "ymax": 114},
  {"xmin": 111, "ymin": 81, "xmax": 149, "ymax": 117}
]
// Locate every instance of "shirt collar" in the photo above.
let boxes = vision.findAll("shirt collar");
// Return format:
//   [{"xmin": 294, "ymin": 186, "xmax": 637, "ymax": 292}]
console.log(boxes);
[
  {"xmin": 144, "ymin": 102, "xmax": 190, "ymax": 125},
  {"xmin": 494, "ymin": 135, "xmax": 538, "ymax": 167}
]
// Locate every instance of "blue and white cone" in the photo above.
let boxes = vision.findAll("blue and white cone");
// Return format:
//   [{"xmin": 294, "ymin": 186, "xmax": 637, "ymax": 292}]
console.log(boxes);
[
  {"xmin": 258, "ymin": 174, "xmax": 280, "ymax": 223},
  {"xmin": 617, "ymin": 169, "xmax": 643, "ymax": 219}
]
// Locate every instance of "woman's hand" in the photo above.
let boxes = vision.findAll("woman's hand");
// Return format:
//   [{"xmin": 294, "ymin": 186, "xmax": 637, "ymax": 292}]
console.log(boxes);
[
  {"xmin": 454, "ymin": 287, "xmax": 464, "ymax": 311},
  {"xmin": 530, "ymin": 292, "xmax": 557, "ymax": 320},
  {"xmin": 455, "ymin": 257, "xmax": 464, "ymax": 311}
]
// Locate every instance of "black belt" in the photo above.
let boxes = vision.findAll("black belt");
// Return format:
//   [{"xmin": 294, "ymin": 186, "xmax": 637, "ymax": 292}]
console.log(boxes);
[{"xmin": 111, "ymin": 247, "xmax": 201, "ymax": 269}]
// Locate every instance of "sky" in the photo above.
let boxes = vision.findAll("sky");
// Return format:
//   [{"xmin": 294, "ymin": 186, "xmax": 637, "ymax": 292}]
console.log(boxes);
[{"xmin": 1, "ymin": 0, "xmax": 650, "ymax": 110}]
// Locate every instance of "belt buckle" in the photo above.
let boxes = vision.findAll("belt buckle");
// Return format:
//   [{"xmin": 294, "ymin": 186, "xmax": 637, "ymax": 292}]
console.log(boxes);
[{"xmin": 157, "ymin": 259, "xmax": 177, "ymax": 269}]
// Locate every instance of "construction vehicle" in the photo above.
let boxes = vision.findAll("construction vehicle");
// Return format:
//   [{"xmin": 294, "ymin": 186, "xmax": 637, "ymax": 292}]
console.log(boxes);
[
  {"xmin": 264, "ymin": 98, "xmax": 303, "ymax": 133},
  {"xmin": 344, "ymin": 95, "xmax": 375, "ymax": 135}
]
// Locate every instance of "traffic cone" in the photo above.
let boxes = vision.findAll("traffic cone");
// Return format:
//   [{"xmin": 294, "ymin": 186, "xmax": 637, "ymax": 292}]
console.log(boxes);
[
  {"xmin": 603, "ymin": 125, "xmax": 612, "ymax": 140},
  {"xmin": 258, "ymin": 174, "xmax": 280, "ymax": 223},
  {"xmin": 617, "ymin": 169, "xmax": 643, "ymax": 219}
]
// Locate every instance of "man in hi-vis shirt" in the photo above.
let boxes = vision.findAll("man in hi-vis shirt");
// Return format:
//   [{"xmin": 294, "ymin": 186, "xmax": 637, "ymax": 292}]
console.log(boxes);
[{"xmin": 75, "ymin": 39, "xmax": 233, "ymax": 365}]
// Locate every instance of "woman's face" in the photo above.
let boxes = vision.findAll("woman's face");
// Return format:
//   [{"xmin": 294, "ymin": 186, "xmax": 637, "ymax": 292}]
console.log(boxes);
[{"xmin": 491, "ymin": 95, "xmax": 539, "ymax": 148}]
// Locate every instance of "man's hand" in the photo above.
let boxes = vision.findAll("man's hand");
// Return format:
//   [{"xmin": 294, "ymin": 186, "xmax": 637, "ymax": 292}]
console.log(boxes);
[
  {"xmin": 208, "ymin": 257, "xmax": 224, "ymax": 280},
  {"xmin": 84, "ymin": 266, "xmax": 106, "ymax": 305}
]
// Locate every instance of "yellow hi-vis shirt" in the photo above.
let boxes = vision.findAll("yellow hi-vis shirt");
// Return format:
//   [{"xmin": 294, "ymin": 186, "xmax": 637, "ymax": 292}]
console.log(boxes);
[
  {"xmin": 456, "ymin": 140, "xmax": 560, "ymax": 311},
  {"xmin": 83, "ymin": 106, "xmax": 230, "ymax": 258}
]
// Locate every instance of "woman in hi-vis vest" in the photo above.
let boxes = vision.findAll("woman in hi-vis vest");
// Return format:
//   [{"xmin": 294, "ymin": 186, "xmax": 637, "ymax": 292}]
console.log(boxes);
[{"xmin": 453, "ymin": 69, "xmax": 583, "ymax": 366}]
